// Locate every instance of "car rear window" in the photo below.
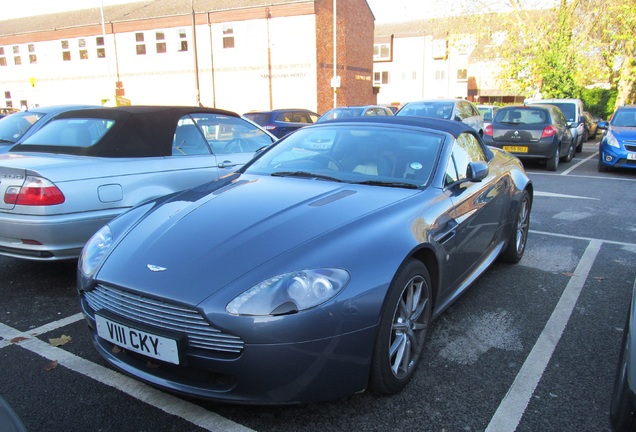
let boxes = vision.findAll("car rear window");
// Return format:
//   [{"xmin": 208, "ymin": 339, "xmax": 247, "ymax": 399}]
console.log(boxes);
[
  {"xmin": 21, "ymin": 118, "xmax": 115, "ymax": 148},
  {"xmin": 495, "ymin": 108, "xmax": 548, "ymax": 125}
]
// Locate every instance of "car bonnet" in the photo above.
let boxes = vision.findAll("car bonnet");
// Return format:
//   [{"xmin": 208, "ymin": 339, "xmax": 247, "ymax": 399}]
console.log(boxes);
[{"xmin": 94, "ymin": 174, "xmax": 420, "ymax": 306}]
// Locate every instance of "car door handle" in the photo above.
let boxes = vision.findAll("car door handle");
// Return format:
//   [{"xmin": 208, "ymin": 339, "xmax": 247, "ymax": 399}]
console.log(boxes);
[
  {"xmin": 218, "ymin": 161, "xmax": 240, "ymax": 168},
  {"xmin": 433, "ymin": 219, "xmax": 458, "ymax": 244}
]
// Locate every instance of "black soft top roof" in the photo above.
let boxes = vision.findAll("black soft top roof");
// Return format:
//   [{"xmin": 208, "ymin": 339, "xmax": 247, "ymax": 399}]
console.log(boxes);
[
  {"xmin": 11, "ymin": 106, "xmax": 239, "ymax": 157},
  {"xmin": 322, "ymin": 115, "xmax": 477, "ymax": 139}
]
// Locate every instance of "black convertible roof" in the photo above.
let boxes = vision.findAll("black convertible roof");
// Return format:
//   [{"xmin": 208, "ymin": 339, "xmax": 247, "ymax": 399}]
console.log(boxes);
[
  {"xmin": 11, "ymin": 106, "xmax": 239, "ymax": 157},
  {"xmin": 323, "ymin": 115, "xmax": 478, "ymax": 139}
]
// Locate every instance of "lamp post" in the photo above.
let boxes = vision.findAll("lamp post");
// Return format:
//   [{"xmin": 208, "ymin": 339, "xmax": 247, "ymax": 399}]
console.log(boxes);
[{"xmin": 191, "ymin": 0, "xmax": 201, "ymax": 106}]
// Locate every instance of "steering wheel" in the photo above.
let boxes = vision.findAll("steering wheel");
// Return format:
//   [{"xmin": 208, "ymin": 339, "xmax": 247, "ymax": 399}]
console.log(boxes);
[
  {"xmin": 225, "ymin": 138, "xmax": 249, "ymax": 153},
  {"xmin": 310, "ymin": 154, "xmax": 342, "ymax": 171}
]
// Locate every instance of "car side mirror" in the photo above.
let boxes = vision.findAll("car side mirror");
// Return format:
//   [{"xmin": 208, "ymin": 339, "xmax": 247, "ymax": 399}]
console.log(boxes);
[
  {"xmin": 467, "ymin": 161, "xmax": 488, "ymax": 182},
  {"xmin": 597, "ymin": 121, "xmax": 608, "ymax": 130}
]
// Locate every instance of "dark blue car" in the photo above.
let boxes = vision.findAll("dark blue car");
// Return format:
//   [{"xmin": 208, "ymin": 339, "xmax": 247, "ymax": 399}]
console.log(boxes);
[
  {"xmin": 243, "ymin": 108, "xmax": 319, "ymax": 138},
  {"xmin": 598, "ymin": 105, "xmax": 636, "ymax": 172}
]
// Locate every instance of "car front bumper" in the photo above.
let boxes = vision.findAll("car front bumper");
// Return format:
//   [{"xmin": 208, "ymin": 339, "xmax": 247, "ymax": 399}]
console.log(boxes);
[
  {"xmin": 80, "ymin": 296, "xmax": 377, "ymax": 404},
  {"xmin": 599, "ymin": 145, "xmax": 636, "ymax": 170}
]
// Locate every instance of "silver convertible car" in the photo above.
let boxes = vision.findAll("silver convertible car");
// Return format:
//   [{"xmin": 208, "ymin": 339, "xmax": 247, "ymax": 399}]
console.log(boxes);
[
  {"xmin": 78, "ymin": 116, "xmax": 533, "ymax": 404},
  {"xmin": 0, "ymin": 106, "xmax": 275, "ymax": 260}
]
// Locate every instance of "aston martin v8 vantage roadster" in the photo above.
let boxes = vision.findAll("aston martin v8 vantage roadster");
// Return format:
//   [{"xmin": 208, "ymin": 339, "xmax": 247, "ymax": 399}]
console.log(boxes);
[{"xmin": 78, "ymin": 116, "xmax": 533, "ymax": 404}]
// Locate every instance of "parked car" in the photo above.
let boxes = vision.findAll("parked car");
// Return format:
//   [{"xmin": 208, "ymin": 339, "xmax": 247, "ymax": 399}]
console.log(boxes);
[
  {"xmin": 597, "ymin": 105, "xmax": 636, "ymax": 172},
  {"xmin": 526, "ymin": 98, "xmax": 586, "ymax": 152},
  {"xmin": 0, "ymin": 105, "xmax": 100, "ymax": 153},
  {"xmin": 610, "ymin": 279, "xmax": 636, "ymax": 432},
  {"xmin": 483, "ymin": 104, "xmax": 575, "ymax": 171},
  {"xmin": 316, "ymin": 105, "xmax": 394, "ymax": 122},
  {"xmin": 0, "ymin": 106, "xmax": 276, "ymax": 260},
  {"xmin": 396, "ymin": 99, "xmax": 484, "ymax": 135},
  {"xmin": 243, "ymin": 108, "xmax": 319, "ymax": 138},
  {"xmin": 477, "ymin": 104, "xmax": 499, "ymax": 127},
  {"xmin": 582, "ymin": 111, "xmax": 598, "ymax": 140},
  {"xmin": 78, "ymin": 115, "xmax": 532, "ymax": 404}
]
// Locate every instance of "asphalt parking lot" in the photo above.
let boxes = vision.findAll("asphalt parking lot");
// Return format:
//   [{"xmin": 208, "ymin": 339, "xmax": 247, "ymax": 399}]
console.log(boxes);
[{"xmin": 1, "ymin": 138, "xmax": 635, "ymax": 432}]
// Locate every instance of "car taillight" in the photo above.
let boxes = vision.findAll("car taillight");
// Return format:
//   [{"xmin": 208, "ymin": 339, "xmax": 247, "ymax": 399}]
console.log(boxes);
[
  {"xmin": 4, "ymin": 176, "xmax": 65, "ymax": 206},
  {"xmin": 541, "ymin": 125, "xmax": 557, "ymax": 138},
  {"xmin": 484, "ymin": 124, "xmax": 493, "ymax": 137}
]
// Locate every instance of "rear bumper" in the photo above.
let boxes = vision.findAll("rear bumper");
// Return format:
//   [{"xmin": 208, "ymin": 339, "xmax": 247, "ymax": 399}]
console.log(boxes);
[
  {"xmin": 486, "ymin": 138, "xmax": 558, "ymax": 159},
  {"xmin": 0, "ymin": 208, "xmax": 124, "ymax": 260}
]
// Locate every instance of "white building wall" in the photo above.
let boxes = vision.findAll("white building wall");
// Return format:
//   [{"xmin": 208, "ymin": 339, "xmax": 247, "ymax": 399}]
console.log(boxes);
[{"xmin": 0, "ymin": 13, "xmax": 318, "ymax": 114}]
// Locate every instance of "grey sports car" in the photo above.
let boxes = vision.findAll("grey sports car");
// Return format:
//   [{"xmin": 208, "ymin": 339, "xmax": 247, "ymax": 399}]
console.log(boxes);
[
  {"xmin": 0, "ymin": 106, "xmax": 275, "ymax": 260},
  {"xmin": 78, "ymin": 116, "xmax": 533, "ymax": 404}
]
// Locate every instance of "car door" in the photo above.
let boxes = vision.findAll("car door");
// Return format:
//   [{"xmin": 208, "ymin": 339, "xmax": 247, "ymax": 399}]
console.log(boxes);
[{"xmin": 436, "ymin": 131, "xmax": 507, "ymax": 307}]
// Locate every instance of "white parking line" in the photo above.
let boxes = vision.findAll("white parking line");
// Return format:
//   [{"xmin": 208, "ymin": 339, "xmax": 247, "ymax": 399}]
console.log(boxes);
[
  {"xmin": 0, "ymin": 322, "xmax": 254, "ymax": 432},
  {"xmin": 560, "ymin": 152, "xmax": 599, "ymax": 175},
  {"xmin": 485, "ymin": 239, "xmax": 602, "ymax": 432}
]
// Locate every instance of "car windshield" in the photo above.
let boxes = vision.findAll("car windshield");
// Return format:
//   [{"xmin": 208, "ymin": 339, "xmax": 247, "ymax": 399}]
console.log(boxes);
[
  {"xmin": 611, "ymin": 109, "xmax": 636, "ymax": 127},
  {"xmin": 245, "ymin": 125, "xmax": 444, "ymax": 188},
  {"xmin": 494, "ymin": 108, "xmax": 548, "ymax": 125},
  {"xmin": 21, "ymin": 118, "xmax": 114, "ymax": 148},
  {"xmin": 478, "ymin": 107, "xmax": 493, "ymax": 121},
  {"xmin": 396, "ymin": 102, "xmax": 454, "ymax": 120},
  {"xmin": 319, "ymin": 108, "xmax": 365, "ymax": 121},
  {"xmin": 548, "ymin": 103, "xmax": 575, "ymax": 122},
  {"xmin": 243, "ymin": 113, "xmax": 269, "ymax": 126},
  {"xmin": 0, "ymin": 111, "xmax": 45, "ymax": 144}
]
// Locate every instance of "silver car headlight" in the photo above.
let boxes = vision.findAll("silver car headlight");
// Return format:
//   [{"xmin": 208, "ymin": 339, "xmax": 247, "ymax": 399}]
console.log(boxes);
[
  {"xmin": 606, "ymin": 131, "xmax": 620, "ymax": 148},
  {"xmin": 226, "ymin": 268, "xmax": 350, "ymax": 316},
  {"xmin": 79, "ymin": 225, "xmax": 113, "ymax": 276}
]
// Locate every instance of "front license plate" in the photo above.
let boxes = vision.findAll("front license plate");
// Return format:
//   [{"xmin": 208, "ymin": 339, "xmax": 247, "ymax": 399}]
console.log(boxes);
[
  {"xmin": 95, "ymin": 314, "xmax": 180, "ymax": 365},
  {"xmin": 627, "ymin": 153, "xmax": 636, "ymax": 160},
  {"xmin": 503, "ymin": 146, "xmax": 528, "ymax": 153}
]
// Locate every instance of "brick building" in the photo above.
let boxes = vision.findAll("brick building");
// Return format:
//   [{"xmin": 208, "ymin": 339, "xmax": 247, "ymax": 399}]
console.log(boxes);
[{"xmin": 0, "ymin": 0, "xmax": 376, "ymax": 114}]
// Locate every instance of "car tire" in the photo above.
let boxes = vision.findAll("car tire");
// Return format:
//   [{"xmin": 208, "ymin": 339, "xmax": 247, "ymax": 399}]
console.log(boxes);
[
  {"xmin": 369, "ymin": 259, "xmax": 432, "ymax": 395},
  {"xmin": 576, "ymin": 136, "xmax": 584, "ymax": 153},
  {"xmin": 560, "ymin": 142, "xmax": 575, "ymax": 163},
  {"xmin": 546, "ymin": 146, "xmax": 559, "ymax": 171},
  {"xmin": 610, "ymin": 315, "xmax": 636, "ymax": 431},
  {"xmin": 598, "ymin": 157, "xmax": 612, "ymax": 172},
  {"xmin": 499, "ymin": 190, "xmax": 531, "ymax": 263}
]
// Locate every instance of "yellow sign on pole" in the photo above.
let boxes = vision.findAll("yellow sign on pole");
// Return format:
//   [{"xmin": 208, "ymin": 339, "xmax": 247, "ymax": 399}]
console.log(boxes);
[
  {"xmin": 29, "ymin": 77, "xmax": 36, "ymax": 87},
  {"xmin": 115, "ymin": 96, "xmax": 131, "ymax": 106}
]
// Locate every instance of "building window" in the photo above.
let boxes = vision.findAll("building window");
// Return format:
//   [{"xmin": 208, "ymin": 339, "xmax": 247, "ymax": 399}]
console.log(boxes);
[
  {"xmin": 0, "ymin": 47, "xmax": 5, "ymax": 67},
  {"xmin": 178, "ymin": 29, "xmax": 188, "ymax": 52},
  {"xmin": 96, "ymin": 36, "xmax": 106, "ymax": 58},
  {"xmin": 12, "ymin": 46, "xmax": 21, "ymax": 65},
  {"xmin": 78, "ymin": 38, "xmax": 88, "ymax": 60},
  {"xmin": 135, "ymin": 33, "xmax": 146, "ymax": 55},
  {"xmin": 61, "ymin": 40, "xmax": 71, "ymax": 61},
  {"xmin": 27, "ymin": 44, "xmax": 36, "ymax": 64},
  {"xmin": 457, "ymin": 69, "xmax": 468, "ymax": 81},
  {"xmin": 223, "ymin": 25, "xmax": 235, "ymax": 49},
  {"xmin": 373, "ymin": 43, "xmax": 391, "ymax": 61},
  {"xmin": 373, "ymin": 71, "xmax": 389, "ymax": 85},
  {"xmin": 156, "ymin": 31, "xmax": 166, "ymax": 54}
]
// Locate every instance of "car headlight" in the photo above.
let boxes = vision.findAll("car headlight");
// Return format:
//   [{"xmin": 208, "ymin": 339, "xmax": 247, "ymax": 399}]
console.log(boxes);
[
  {"xmin": 79, "ymin": 225, "xmax": 113, "ymax": 276},
  {"xmin": 605, "ymin": 131, "xmax": 620, "ymax": 148},
  {"xmin": 226, "ymin": 268, "xmax": 350, "ymax": 316}
]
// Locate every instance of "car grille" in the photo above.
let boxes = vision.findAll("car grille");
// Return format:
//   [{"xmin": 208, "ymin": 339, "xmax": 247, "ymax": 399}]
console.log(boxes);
[
  {"xmin": 624, "ymin": 143, "xmax": 636, "ymax": 152},
  {"xmin": 84, "ymin": 284, "xmax": 244, "ymax": 354}
]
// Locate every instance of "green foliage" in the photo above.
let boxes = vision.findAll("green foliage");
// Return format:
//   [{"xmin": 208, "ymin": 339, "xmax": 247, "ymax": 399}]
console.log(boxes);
[{"xmin": 580, "ymin": 87, "xmax": 618, "ymax": 119}]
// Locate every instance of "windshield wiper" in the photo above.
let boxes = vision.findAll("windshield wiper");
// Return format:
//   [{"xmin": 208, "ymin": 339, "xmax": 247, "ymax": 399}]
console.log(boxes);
[
  {"xmin": 0, "ymin": 139, "xmax": 15, "ymax": 144},
  {"xmin": 271, "ymin": 171, "xmax": 343, "ymax": 182},
  {"xmin": 352, "ymin": 180, "xmax": 419, "ymax": 189}
]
